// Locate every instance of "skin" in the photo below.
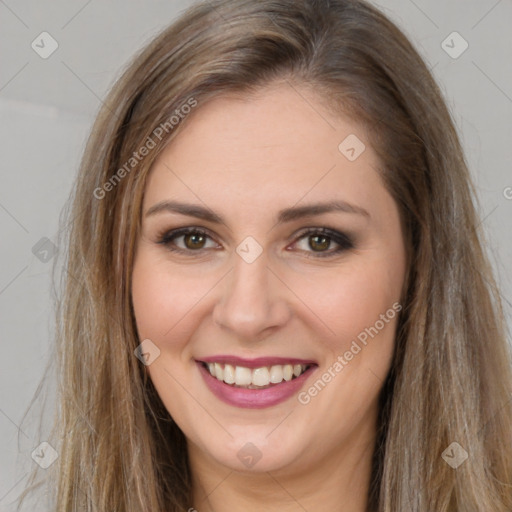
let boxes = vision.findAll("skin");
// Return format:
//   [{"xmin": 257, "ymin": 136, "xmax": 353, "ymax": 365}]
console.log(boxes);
[{"xmin": 131, "ymin": 81, "xmax": 407, "ymax": 511}]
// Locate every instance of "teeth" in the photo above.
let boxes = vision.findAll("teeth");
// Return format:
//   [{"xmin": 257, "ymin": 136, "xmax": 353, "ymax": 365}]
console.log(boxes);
[
  {"xmin": 205, "ymin": 362, "xmax": 309, "ymax": 388},
  {"xmin": 283, "ymin": 364, "xmax": 293, "ymax": 381},
  {"xmin": 252, "ymin": 367, "xmax": 270, "ymax": 386},
  {"xmin": 214, "ymin": 362, "xmax": 223, "ymax": 381},
  {"xmin": 234, "ymin": 366, "xmax": 252, "ymax": 386},
  {"xmin": 223, "ymin": 364, "xmax": 235, "ymax": 384},
  {"xmin": 269, "ymin": 365, "xmax": 283, "ymax": 383}
]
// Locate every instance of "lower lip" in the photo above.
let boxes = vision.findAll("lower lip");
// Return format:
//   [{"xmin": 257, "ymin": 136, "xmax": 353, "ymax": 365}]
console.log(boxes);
[{"xmin": 197, "ymin": 362, "xmax": 316, "ymax": 409}]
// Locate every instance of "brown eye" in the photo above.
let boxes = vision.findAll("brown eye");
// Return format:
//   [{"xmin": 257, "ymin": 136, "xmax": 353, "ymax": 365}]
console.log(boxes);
[
  {"xmin": 157, "ymin": 227, "xmax": 219, "ymax": 253},
  {"xmin": 292, "ymin": 228, "xmax": 354, "ymax": 258},
  {"xmin": 183, "ymin": 232, "xmax": 207, "ymax": 250},
  {"xmin": 308, "ymin": 234, "xmax": 331, "ymax": 252}
]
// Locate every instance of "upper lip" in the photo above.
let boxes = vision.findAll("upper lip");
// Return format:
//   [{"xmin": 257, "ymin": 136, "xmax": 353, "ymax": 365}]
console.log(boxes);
[{"xmin": 197, "ymin": 355, "xmax": 318, "ymax": 369}]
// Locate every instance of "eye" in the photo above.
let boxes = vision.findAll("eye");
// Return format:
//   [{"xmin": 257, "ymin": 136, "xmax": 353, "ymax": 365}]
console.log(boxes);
[
  {"xmin": 157, "ymin": 227, "xmax": 220, "ymax": 253},
  {"xmin": 290, "ymin": 227, "xmax": 354, "ymax": 258}
]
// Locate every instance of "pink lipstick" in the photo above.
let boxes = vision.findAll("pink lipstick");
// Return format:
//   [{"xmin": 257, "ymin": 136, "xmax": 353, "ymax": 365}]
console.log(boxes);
[{"xmin": 196, "ymin": 356, "xmax": 317, "ymax": 409}]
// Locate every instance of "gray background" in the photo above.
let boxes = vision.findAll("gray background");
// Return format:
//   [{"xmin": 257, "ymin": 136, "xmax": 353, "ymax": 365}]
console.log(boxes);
[{"xmin": 1, "ymin": 0, "xmax": 511, "ymax": 509}]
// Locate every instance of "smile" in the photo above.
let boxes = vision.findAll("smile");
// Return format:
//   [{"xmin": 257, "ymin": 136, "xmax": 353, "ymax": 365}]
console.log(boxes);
[
  {"xmin": 203, "ymin": 362, "xmax": 311, "ymax": 388},
  {"xmin": 196, "ymin": 356, "xmax": 318, "ymax": 408}
]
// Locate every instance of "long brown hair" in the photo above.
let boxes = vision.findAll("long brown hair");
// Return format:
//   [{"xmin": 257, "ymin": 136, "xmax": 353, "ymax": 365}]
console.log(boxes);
[{"xmin": 18, "ymin": 0, "xmax": 512, "ymax": 510}]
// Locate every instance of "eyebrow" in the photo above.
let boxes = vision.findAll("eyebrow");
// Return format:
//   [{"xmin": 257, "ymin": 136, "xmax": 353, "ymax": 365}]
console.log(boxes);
[{"xmin": 144, "ymin": 199, "xmax": 370, "ymax": 225}]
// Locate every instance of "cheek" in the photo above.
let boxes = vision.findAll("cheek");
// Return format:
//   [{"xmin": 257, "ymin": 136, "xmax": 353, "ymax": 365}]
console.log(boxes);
[
  {"xmin": 131, "ymin": 254, "xmax": 201, "ymax": 404},
  {"xmin": 131, "ymin": 251, "xmax": 210, "ymax": 346},
  {"xmin": 132, "ymin": 263, "xmax": 173, "ymax": 342},
  {"xmin": 290, "ymin": 258, "xmax": 403, "ymax": 415},
  {"xmin": 290, "ymin": 255, "xmax": 404, "ymax": 354}
]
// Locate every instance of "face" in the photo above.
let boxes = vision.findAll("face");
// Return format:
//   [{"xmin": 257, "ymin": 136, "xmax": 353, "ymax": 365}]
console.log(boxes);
[{"xmin": 131, "ymin": 82, "xmax": 406, "ymax": 478}]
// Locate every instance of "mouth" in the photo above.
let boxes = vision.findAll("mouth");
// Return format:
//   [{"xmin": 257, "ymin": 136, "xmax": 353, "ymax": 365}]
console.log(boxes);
[
  {"xmin": 196, "ymin": 356, "xmax": 318, "ymax": 408},
  {"xmin": 199, "ymin": 361, "xmax": 313, "ymax": 389}
]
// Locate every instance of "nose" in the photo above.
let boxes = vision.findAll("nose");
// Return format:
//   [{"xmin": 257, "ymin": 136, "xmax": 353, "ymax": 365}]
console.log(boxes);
[{"xmin": 212, "ymin": 249, "xmax": 292, "ymax": 342}]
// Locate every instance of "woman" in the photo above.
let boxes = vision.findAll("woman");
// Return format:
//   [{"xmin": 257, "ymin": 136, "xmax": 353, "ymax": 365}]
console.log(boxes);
[{"xmin": 18, "ymin": 0, "xmax": 512, "ymax": 510}]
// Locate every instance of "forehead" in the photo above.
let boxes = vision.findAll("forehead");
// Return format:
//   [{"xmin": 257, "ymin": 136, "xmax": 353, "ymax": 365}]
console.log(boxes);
[{"xmin": 143, "ymin": 83, "xmax": 385, "ymax": 221}]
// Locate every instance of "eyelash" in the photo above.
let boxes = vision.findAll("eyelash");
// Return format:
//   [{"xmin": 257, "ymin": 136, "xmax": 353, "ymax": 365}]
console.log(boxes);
[{"xmin": 156, "ymin": 226, "xmax": 354, "ymax": 259}]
